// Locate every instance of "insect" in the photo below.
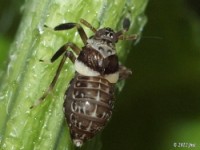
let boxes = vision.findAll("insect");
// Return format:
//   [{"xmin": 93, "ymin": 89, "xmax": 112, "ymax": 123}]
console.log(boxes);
[{"xmin": 31, "ymin": 18, "xmax": 137, "ymax": 147}]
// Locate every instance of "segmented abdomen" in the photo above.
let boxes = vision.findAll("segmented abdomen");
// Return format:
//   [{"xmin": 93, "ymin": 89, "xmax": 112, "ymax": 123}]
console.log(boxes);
[{"xmin": 63, "ymin": 73, "xmax": 115, "ymax": 145}]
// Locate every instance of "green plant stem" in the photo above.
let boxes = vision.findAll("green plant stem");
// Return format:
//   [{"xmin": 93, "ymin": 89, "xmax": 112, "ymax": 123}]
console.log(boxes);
[{"xmin": 0, "ymin": 0, "xmax": 148, "ymax": 149}]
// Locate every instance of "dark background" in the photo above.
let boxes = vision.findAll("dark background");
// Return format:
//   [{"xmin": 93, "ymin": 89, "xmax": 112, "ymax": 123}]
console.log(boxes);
[
  {"xmin": 1, "ymin": 0, "xmax": 200, "ymax": 150},
  {"xmin": 102, "ymin": 0, "xmax": 200, "ymax": 150}
]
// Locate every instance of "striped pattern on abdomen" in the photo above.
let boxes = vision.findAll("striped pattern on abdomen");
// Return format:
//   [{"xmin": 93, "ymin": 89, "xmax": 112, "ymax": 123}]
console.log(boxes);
[{"xmin": 63, "ymin": 73, "xmax": 115, "ymax": 143}]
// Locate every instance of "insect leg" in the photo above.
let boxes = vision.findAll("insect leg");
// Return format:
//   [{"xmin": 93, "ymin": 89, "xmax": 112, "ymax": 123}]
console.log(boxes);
[
  {"xmin": 51, "ymin": 42, "xmax": 81, "ymax": 62},
  {"xmin": 53, "ymin": 23, "xmax": 88, "ymax": 45},
  {"xmin": 30, "ymin": 50, "xmax": 76, "ymax": 109},
  {"xmin": 80, "ymin": 18, "xmax": 97, "ymax": 33},
  {"xmin": 118, "ymin": 64, "xmax": 132, "ymax": 80}
]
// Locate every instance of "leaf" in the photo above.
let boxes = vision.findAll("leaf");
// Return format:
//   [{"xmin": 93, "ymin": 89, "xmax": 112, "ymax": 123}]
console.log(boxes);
[{"xmin": 0, "ymin": 0, "xmax": 148, "ymax": 149}]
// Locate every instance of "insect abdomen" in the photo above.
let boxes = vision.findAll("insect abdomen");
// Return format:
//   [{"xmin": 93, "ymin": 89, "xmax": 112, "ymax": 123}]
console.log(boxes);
[{"xmin": 63, "ymin": 73, "xmax": 115, "ymax": 146}]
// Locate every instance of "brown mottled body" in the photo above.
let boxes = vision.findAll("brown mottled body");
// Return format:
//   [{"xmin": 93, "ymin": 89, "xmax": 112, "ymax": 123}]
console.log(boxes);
[
  {"xmin": 31, "ymin": 19, "xmax": 136, "ymax": 147},
  {"xmin": 63, "ymin": 35, "xmax": 119, "ymax": 145},
  {"xmin": 64, "ymin": 74, "xmax": 114, "ymax": 143}
]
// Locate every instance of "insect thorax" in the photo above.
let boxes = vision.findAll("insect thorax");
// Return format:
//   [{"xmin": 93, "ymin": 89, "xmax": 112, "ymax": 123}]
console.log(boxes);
[
  {"xmin": 74, "ymin": 38, "xmax": 119, "ymax": 83},
  {"xmin": 86, "ymin": 38, "xmax": 116, "ymax": 58}
]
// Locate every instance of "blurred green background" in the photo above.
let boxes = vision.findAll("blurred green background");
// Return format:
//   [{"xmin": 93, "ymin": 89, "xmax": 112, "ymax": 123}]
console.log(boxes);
[
  {"xmin": 1, "ymin": 0, "xmax": 200, "ymax": 150},
  {"xmin": 0, "ymin": 0, "xmax": 23, "ymax": 74}
]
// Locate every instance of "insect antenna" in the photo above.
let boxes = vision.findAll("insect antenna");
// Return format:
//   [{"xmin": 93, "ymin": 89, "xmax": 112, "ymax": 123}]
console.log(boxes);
[{"xmin": 140, "ymin": 35, "xmax": 163, "ymax": 40}]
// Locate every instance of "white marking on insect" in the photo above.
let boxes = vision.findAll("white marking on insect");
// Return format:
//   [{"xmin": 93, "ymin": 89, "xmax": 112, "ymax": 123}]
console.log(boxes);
[
  {"xmin": 78, "ymin": 122, "xmax": 82, "ymax": 129},
  {"xmin": 91, "ymin": 104, "xmax": 98, "ymax": 117},
  {"xmin": 75, "ymin": 60, "xmax": 100, "ymax": 76},
  {"xmin": 101, "ymin": 112, "xmax": 106, "ymax": 119},
  {"xmin": 81, "ymin": 134, "xmax": 86, "ymax": 139},
  {"xmin": 104, "ymin": 72, "xmax": 119, "ymax": 83},
  {"xmin": 86, "ymin": 121, "xmax": 93, "ymax": 131},
  {"xmin": 71, "ymin": 101, "xmax": 78, "ymax": 112},
  {"xmin": 80, "ymin": 93, "xmax": 85, "ymax": 98}
]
